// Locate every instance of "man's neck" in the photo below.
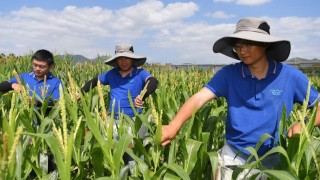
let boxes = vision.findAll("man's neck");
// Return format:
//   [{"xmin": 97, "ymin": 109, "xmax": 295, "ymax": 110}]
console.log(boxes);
[
  {"xmin": 36, "ymin": 76, "xmax": 44, "ymax": 81},
  {"xmin": 119, "ymin": 67, "xmax": 134, "ymax": 77},
  {"xmin": 35, "ymin": 73, "xmax": 48, "ymax": 81},
  {"xmin": 248, "ymin": 58, "xmax": 269, "ymax": 80}
]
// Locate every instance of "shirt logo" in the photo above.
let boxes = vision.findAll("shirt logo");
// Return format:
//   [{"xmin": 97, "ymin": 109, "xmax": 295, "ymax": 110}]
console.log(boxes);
[{"xmin": 270, "ymin": 89, "xmax": 283, "ymax": 96}]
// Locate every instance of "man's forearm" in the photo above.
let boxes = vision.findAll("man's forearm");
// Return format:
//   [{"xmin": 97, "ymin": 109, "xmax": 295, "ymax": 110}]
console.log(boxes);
[
  {"xmin": 82, "ymin": 77, "xmax": 99, "ymax": 92},
  {"xmin": 168, "ymin": 95, "xmax": 203, "ymax": 133}
]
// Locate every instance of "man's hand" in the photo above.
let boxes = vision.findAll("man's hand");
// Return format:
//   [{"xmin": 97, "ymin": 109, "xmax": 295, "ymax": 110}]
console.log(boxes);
[
  {"xmin": 11, "ymin": 83, "xmax": 21, "ymax": 91},
  {"xmin": 76, "ymin": 92, "xmax": 81, "ymax": 101},
  {"xmin": 134, "ymin": 95, "xmax": 144, "ymax": 108},
  {"xmin": 161, "ymin": 125, "xmax": 177, "ymax": 146},
  {"xmin": 29, "ymin": 96, "xmax": 38, "ymax": 106},
  {"xmin": 287, "ymin": 122, "xmax": 302, "ymax": 138}
]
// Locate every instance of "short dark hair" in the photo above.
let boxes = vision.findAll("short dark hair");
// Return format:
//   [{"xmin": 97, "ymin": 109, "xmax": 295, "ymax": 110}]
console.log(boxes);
[{"xmin": 31, "ymin": 49, "xmax": 54, "ymax": 66}]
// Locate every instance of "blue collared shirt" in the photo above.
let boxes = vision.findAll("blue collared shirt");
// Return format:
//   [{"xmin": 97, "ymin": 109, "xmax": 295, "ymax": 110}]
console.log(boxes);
[
  {"xmin": 8, "ymin": 72, "xmax": 62, "ymax": 101},
  {"xmin": 99, "ymin": 67, "xmax": 151, "ymax": 118},
  {"xmin": 205, "ymin": 59, "xmax": 319, "ymax": 155}
]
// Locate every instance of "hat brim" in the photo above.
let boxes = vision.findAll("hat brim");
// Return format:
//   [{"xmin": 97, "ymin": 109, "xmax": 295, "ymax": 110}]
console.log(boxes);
[
  {"xmin": 213, "ymin": 32, "xmax": 291, "ymax": 62},
  {"xmin": 104, "ymin": 52, "xmax": 147, "ymax": 67}
]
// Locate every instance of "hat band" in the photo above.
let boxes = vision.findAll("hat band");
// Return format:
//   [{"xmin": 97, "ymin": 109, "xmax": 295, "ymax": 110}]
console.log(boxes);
[
  {"xmin": 115, "ymin": 49, "xmax": 134, "ymax": 54},
  {"xmin": 234, "ymin": 27, "xmax": 269, "ymax": 35}
]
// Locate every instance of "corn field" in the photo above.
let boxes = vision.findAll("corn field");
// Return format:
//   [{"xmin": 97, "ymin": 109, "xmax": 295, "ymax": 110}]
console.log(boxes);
[{"xmin": 0, "ymin": 53, "xmax": 319, "ymax": 180}]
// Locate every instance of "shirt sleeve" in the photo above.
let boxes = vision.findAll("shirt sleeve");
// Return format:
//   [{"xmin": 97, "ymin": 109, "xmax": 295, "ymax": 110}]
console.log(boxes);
[
  {"xmin": 8, "ymin": 77, "xmax": 18, "ymax": 84},
  {"xmin": 205, "ymin": 67, "xmax": 229, "ymax": 98},
  {"xmin": 292, "ymin": 69, "xmax": 319, "ymax": 107},
  {"xmin": 139, "ymin": 69, "xmax": 152, "ymax": 82},
  {"xmin": 98, "ymin": 70, "xmax": 111, "ymax": 85},
  {"xmin": 8, "ymin": 73, "xmax": 26, "ymax": 84},
  {"xmin": 51, "ymin": 79, "xmax": 62, "ymax": 100}
]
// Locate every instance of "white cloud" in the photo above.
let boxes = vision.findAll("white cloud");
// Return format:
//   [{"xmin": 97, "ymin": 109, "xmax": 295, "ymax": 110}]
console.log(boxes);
[
  {"xmin": 0, "ymin": 1, "xmax": 319, "ymax": 65},
  {"xmin": 214, "ymin": 0, "xmax": 271, "ymax": 6},
  {"xmin": 152, "ymin": 22, "xmax": 237, "ymax": 64},
  {"xmin": 206, "ymin": 11, "xmax": 236, "ymax": 19},
  {"xmin": 213, "ymin": 0, "xmax": 234, "ymax": 3},
  {"xmin": 0, "ymin": 6, "xmax": 114, "ymax": 58},
  {"xmin": 235, "ymin": 0, "xmax": 271, "ymax": 6},
  {"xmin": 150, "ymin": 16, "xmax": 320, "ymax": 64},
  {"xmin": 111, "ymin": 1, "xmax": 198, "ymax": 38},
  {"xmin": 0, "ymin": 1, "xmax": 199, "ymax": 60}
]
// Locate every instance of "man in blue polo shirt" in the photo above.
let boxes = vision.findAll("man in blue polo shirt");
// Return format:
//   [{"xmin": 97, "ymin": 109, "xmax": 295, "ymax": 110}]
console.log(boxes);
[
  {"xmin": 0, "ymin": 49, "xmax": 61, "ymax": 175},
  {"xmin": 81, "ymin": 43, "xmax": 158, "ymax": 118},
  {"xmin": 81, "ymin": 44, "xmax": 158, "ymax": 174},
  {"xmin": 160, "ymin": 17, "xmax": 320, "ymax": 178},
  {"xmin": 0, "ymin": 49, "xmax": 62, "ymax": 108}
]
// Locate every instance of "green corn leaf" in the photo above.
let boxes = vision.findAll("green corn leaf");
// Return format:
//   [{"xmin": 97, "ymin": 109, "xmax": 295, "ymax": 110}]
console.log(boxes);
[
  {"xmin": 126, "ymin": 148, "xmax": 150, "ymax": 179},
  {"xmin": 163, "ymin": 172, "xmax": 181, "ymax": 180},
  {"xmin": 132, "ymin": 137, "xmax": 152, "ymax": 166},
  {"xmin": 127, "ymin": 90, "xmax": 138, "ymax": 116},
  {"xmin": 254, "ymin": 133, "xmax": 274, "ymax": 154},
  {"xmin": 262, "ymin": 170, "xmax": 298, "ymax": 179},
  {"xmin": 113, "ymin": 134, "xmax": 133, "ymax": 177},
  {"xmin": 207, "ymin": 151, "xmax": 219, "ymax": 180},
  {"xmin": 184, "ymin": 139, "xmax": 202, "ymax": 174},
  {"xmin": 91, "ymin": 145, "xmax": 105, "ymax": 177},
  {"xmin": 278, "ymin": 105, "xmax": 287, "ymax": 147},
  {"xmin": 165, "ymin": 163, "xmax": 190, "ymax": 180},
  {"xmin": 15, "ymin": 143, "xmax": 23, "ymax": 180},
  {"xmin": 168, "ymin": 139, "xmax": 177, "ymax": 164},
  {"xmin": 25, "ymin": 133, "xmax": 68, "ymax": 180},
  {"xmin": 244, "ymin": 147, "xmax": 259, "ymax": 164},
  {"xmin": 184, "ymin": 110, "xmax": 196, "ymax": 141},
  {"xmin": 95, "ymin": 177, "xmax": 117, "ymax": 180},
  {"xmin": 80, "ymin": 94, "xmax": 113, "ymax": 164},
  {"xmin": 151, "ymin": 165, "xmax": 167, "ymax": 180},
  {"xmin": 287, "ymin": 134, "xmax": 300, "ymax": 167}
]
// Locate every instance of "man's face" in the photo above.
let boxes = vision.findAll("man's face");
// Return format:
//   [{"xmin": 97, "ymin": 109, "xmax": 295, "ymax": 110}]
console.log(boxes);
[
  {"xmin": 32, "ymin": 59, "xmax": 52, "ymax": 79},
  {"xmin": 233, "ymin": 39, "xmax": 268, "ymax": 65},
  {"xmin": 116, "ymin": 57, "xmax": 133, "ymax": 71}
]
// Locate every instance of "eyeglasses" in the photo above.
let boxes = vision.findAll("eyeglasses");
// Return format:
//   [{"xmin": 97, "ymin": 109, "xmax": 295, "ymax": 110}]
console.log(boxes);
[
  {"xmin": 32, "ymin": 63, "xmax": 48, "ymax": 70},
  {"xmin": 233, "ymin": 41, "xmax": 265, "ymax": 53}
]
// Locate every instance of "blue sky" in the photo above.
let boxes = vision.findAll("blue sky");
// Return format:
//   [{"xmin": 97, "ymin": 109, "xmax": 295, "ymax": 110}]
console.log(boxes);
[{"xmin": 1, "ymin": 0, "xmax": 319, "ymax": 64}]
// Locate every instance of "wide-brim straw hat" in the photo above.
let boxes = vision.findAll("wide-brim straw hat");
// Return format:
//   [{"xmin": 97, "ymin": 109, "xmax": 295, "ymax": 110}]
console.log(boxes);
[
  {"xmin": 104, "ymin": 44, "xmax": 147, "ymax": 67},
  {"xmin": 212, "ymin": 17, "xmax": 291, "ymax": 62}
]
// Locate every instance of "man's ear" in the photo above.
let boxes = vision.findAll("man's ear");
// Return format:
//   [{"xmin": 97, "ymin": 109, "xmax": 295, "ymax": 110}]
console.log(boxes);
[{"xmin": 49, "ymin": 64, "xmax": 55, "ymax": 70}]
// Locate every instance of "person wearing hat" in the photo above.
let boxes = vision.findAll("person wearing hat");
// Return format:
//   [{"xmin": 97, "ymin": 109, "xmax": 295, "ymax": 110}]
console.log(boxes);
[
  {"xmin": 160, "ymin": 17, "xmax": 320, "ymax": 178},
  {"xmin": 81, "ymin": 43, "xmax": 158, "ymax": 118},
  {"xmin": 81, "ymin": 44, "xmax": 158, "ymax": 173}
]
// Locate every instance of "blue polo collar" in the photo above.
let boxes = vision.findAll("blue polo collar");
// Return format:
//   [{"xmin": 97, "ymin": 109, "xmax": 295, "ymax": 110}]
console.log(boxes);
[
  {"xmin": 241, "ymin": 59, "xmax": 277, "ymax": 78},
  {"xmin": 116, "ymin": 67, "xmax": 138, "ymax": 78},
  {"xmin": 29, "ymin": 72, "xmax": 54, "ymax": 79}
]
